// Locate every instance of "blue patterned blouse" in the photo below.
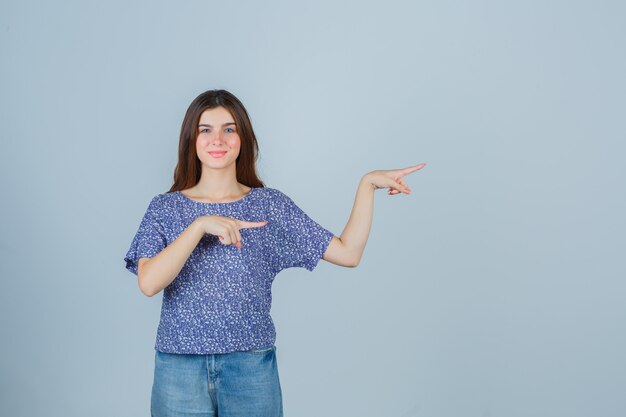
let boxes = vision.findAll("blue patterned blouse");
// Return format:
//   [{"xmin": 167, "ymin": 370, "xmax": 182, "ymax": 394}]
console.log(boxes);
[{"xmin": 124, "ymin": 187, "xmax": 334, "ymax": 354}]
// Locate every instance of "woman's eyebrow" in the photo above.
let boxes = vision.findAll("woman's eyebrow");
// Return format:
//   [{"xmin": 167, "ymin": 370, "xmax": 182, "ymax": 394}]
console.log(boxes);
[{"xmin": 198, "ymin": 123, "xmax": 237, "ymax": 128}]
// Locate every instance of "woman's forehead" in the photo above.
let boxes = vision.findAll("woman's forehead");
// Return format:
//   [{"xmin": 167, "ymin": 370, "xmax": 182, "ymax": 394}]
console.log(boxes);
[{"xmin": 199, "ymin": 107, "xmax": 235, "ymax": 124}]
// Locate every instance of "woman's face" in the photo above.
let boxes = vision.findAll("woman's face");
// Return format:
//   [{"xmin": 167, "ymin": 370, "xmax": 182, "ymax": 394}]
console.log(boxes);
[{"xmin": 196, "ymin": 106, "xmax": 241, "ymax": 170}]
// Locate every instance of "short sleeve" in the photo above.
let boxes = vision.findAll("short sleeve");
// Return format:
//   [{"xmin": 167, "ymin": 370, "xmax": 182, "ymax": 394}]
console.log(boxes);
[
  {"xmin": 270, "ymin": 190, "xmax": 335, "ymax": 273},
  {"xmin": 123, "ymin": 195, "xmax": 167, "ymax": 276}
]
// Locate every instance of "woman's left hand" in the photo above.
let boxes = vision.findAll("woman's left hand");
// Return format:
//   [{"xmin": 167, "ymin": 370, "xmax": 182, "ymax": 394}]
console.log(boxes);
[{"xmin": 365, "ymin": 163, "xmax": 426, "ymax": 195}]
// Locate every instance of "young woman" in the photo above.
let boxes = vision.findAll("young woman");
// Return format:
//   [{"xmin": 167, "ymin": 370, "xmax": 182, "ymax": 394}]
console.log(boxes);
[{"xmin": 124, "ymin": 89, "xmax": 425, "ymax": 416}]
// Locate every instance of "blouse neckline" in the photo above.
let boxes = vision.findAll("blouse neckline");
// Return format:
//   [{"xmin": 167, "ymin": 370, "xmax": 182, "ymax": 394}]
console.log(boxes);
[{"xmin": 175, "ymin": 187, "xmax": 257, "ymax": 206}]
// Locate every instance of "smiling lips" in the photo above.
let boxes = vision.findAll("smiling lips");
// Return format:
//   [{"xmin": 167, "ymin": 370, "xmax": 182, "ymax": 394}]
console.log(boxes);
[{"xmin": 208, "ymin": 151, "xmax": 227, "ymax": 158}]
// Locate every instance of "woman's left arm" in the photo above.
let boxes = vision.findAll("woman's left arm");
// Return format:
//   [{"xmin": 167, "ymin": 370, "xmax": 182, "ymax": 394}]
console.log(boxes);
[{"xmin": 322, "ymin": 163, "xmax": 426, "ymax": 267}]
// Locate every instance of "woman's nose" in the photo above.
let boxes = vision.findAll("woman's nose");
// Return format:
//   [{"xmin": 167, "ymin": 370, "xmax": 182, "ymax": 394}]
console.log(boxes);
[{"xmin": 211, "ymin": 132, "xmax": 224, "ymax": 144}]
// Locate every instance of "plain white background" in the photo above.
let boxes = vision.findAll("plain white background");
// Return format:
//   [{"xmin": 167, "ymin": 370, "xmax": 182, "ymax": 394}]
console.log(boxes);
[{"xmin": 1, "ymin": 1, "xmax": 625, "ymax": 416}]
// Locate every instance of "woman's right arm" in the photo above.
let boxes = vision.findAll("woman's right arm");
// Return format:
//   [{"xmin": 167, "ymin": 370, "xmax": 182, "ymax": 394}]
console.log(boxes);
[
  {"xmin": 137, "ymin": 218, "xmax": 206, "ymax": 297},
  {"xmin": 137, "ymin": 216, "xmax": 268, "ymax": 297}
]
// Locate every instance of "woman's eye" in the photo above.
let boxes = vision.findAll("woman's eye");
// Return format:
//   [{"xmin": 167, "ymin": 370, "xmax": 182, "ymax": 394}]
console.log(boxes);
[
  {"xmin": 225, "ymin": 127, "xmax": 235, "ymax": 133},
  {"xmin": 200, "ymin": 128, "xmax": 209, "ymax": 133}
]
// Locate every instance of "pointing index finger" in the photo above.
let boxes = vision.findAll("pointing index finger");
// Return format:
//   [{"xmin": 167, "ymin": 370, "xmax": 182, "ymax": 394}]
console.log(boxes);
[
  {"xmin": 401, "ymin": 163, "xmax": 426, "ymax": 176},
  {"xmin": 238, "ymin": 220, "xmax": 269, "ymax": 229}
]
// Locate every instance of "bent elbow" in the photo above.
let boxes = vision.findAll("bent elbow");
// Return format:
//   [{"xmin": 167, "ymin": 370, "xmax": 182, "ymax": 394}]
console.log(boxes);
[
  {"xmin": 137, "ymin": 259, "xmax": 159, "ymax": 297},
  {"xmin": 347, "ymin": 254, "xmax": 361, "ymax": 268},
  {"xmin": 138, "ymin": 282, "xmax": 155, "ymax": 297},
  {"xmin": 138, "ymin": 274, "xmax": 159, "ymax": 297},
  {"xmin": 140, "ymin": 287, "xmax": 157, "ymax": 297}
]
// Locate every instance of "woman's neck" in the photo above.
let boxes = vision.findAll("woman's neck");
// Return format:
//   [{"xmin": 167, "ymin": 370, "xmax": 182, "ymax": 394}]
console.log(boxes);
[{"xmin": 184, "ymin": 168, "xmax": 249, "ymax": 201}]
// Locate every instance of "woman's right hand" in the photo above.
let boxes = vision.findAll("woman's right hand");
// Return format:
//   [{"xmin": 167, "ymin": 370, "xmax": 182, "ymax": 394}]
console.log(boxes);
[{"xmin": 195, "ymin": 215, "xmax": 268, "ymax": 249}]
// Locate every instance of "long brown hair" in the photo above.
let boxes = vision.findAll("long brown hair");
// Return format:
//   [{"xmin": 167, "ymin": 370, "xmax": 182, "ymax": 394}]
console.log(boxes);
[{"xmin": 168, "ymin": 89, "xmax": 265, "ymax": 192}]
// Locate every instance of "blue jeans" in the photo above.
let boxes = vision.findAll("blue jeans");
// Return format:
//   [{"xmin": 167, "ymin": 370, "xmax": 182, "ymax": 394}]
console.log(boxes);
[{"xmin": 151, "ymin": 346, "xmax": 283, "ymax": 417}]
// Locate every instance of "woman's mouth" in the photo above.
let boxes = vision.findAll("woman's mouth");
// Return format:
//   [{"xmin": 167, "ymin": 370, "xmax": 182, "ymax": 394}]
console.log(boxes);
[{"xmin": 208, "ymin": 151, "xmax": 227, "ymax": 158}]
